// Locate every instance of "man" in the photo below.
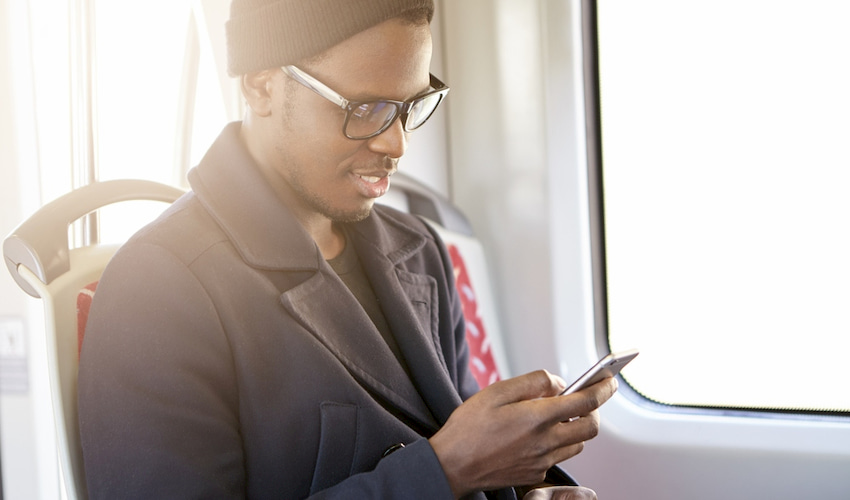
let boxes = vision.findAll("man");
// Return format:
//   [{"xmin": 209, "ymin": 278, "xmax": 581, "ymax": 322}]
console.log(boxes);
[{"xmin": 78, "ymin": 0, "xmax": 617, "ymax": 498}]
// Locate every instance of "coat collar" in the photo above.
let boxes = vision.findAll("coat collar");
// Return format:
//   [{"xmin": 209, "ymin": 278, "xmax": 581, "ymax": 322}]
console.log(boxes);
[
  {"xmin": 188, "ymin": 122, "xmax": 428, "ymax": 272},
  {"xmin": 189, "ymin": 122, "xmax": 320, "ymax": 271},
  {"xmin": 188, "ymin": 122, "xmax": 453, "ymax": 432}
]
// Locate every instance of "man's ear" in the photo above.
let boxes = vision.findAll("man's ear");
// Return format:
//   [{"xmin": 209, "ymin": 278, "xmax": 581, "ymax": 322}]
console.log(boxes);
[{"xmin": 240, "ymin": 70, "xmax": 277, "ymax": 117}]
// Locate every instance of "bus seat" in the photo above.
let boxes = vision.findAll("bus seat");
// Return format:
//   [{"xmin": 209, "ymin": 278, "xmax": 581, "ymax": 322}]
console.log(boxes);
[
  {"xmin": 3, "ymin": 179, "xmax": 184, "ymax": 500},
  {"xmin": 383, "ymin": 173, "xmax": 511, "ymax": 386}
]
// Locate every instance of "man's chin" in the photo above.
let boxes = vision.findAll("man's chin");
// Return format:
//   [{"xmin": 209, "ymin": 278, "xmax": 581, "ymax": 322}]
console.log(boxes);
[{"xmin": 327, "ymin": 204, "xmax": 374, "ymax": 224}]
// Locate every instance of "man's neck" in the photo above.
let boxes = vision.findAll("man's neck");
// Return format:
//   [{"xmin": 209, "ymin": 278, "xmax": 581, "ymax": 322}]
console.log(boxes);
[
  {"xmin": 304, "ymin": 218, "xmax": 346, "ymax": 260},
  {"xmin": 238, "ymin": 121, "xmax": 345, "ymax": 260}
]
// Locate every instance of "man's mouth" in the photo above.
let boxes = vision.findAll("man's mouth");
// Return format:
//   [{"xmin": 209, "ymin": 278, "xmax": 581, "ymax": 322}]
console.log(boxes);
[
  {"xmin": 358, "ymin": 175, "xmax": 383, "ymax": 184},
  {"xmin": 352, "ymin": 172, "xmax": 392, "ymax": 198}
]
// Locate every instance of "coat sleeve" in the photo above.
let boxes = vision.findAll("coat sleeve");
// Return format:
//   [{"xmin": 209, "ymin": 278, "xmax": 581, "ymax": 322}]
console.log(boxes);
[
  {"xmin": 78, "ymin": 242, "xmax": 246, "ymax": 498},
  {"xmin": 310, "ymin": 439, "xmax": 456, "ymax": 499}
]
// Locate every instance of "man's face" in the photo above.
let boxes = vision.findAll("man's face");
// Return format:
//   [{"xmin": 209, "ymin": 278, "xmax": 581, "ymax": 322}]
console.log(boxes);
[{"xmin": 264, "ymin": 18, "xmax": 433, "ymax": 224}]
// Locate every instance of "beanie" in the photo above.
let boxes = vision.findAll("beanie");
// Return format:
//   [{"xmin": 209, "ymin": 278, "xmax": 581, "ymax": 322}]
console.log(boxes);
[{"xmin": 226, "ymin": 0, "xmax": 435, "ymax": 76}]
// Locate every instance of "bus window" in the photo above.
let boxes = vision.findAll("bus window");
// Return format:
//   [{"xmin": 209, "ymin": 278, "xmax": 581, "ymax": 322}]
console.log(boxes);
[
  {"xmin": 93, "ymin": 1, "xmax": 234, "ymax": 243},
  {"xmin": 592, "ymin": 0, "xmax": 850, "ymax": 413}
]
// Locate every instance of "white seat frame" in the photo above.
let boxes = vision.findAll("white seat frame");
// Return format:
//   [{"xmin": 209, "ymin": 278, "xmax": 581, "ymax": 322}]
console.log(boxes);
[{"xmin": 3, "ymin": 180, "xmax": 184, "ymax": 500}]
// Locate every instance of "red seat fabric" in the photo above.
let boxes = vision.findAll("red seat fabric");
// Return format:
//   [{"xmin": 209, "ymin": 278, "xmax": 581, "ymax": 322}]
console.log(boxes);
[
  {"xmin": 447, "ymin": 244, "xmax": 501, "ymax": 388},
  {"xmin": 76, "ymin": 281, "xmax": 98, "ymax": 358}
]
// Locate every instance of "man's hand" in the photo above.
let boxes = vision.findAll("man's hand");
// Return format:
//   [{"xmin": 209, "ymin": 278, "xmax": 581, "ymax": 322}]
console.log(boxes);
[
  {"xmin": 429, "ymin": 370, "xmax": 617, "ymax": 498},
  {"xmin": 523, "ymin": 486, "xmax": 598, "ymax": 500}
]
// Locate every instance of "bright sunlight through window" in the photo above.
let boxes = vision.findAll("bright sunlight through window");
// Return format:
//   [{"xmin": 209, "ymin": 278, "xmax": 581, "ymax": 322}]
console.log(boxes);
[
  {"xmin": 92, "ymin": 0, "xmax": 230, "ymax": 244},
  {"xmin": 598, "ymin": 0, "xmax": 850, "ymax": 413}
]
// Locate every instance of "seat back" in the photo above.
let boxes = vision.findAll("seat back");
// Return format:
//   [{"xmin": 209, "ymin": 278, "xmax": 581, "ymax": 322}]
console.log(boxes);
[
  {"xmin": 3, "ymin": 180, "xmax": 184, "ymax": 500},
  {"xmin": 383, "ymin": 174, "xmax": 510, "ymax": 385}
]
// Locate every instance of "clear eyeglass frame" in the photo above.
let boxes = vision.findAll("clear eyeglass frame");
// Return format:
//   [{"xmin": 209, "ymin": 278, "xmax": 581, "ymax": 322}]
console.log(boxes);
[{"xmin": 280, "ymin": 65, "xmax": 450, "ymax": 140}]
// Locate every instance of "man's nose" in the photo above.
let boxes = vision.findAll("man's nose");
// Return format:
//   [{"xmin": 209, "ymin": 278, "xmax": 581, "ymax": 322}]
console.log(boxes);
[{"xmin": 366, "ymin": 117, "xmax": 409, "ymax": 159}]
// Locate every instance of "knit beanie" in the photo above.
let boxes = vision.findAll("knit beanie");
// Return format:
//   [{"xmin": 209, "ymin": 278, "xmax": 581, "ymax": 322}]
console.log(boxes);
[{"xmin": 226, "ymin": 0, "xmax": 435, "ymax": 76}]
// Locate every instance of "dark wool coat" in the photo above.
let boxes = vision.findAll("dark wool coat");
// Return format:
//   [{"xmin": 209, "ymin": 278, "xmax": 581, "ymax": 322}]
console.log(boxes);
[{"xmin": 78, "ymin": 122, "xmax": 516, "ymax": 499}]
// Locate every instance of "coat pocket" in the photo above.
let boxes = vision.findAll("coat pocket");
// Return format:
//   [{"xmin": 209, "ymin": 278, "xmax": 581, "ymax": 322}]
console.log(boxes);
[{"xmin": 309, "ymin": 401, "xmax": 359, "ymax": 495}]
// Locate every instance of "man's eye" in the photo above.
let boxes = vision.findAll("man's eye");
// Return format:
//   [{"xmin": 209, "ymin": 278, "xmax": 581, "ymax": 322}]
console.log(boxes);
[
  {"xmin": 352, "ymin": 102, "xmax": 394, "ymax": 123},
  {"xmin": 351, "ymin": 104, "xmax": 375, "ymax": 120}
]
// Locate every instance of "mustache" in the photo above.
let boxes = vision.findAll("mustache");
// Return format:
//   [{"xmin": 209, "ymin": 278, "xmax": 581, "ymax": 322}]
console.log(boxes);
[{"xmin": 367, "ymin": 156, "xmax": 398, "ymax": 174}]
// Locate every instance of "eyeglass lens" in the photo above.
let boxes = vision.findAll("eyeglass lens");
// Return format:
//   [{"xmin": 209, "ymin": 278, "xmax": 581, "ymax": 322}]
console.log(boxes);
[
  {"xmin": 347, "ymin": 102, "xmax": 399, "ymax": 138},
  {"xmin": 406, "ymin": 93, "xmax": 443, "ymax": 130},
  {"xmin": 345, "ymin": 93, "xmax": 445, "ymax": 139}
]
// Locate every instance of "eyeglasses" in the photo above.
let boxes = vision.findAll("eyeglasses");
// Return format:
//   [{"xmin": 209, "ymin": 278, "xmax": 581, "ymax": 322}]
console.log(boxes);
[{"xmin": 280, "ymin": 65, "xmax": 450, "ymax": 140}]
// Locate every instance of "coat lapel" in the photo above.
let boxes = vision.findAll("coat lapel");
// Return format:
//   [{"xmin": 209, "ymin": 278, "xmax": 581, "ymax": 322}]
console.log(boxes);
[
  {"xmin": 191, "ymin": 123, "xmax": 462, "ymax": 436},
  {"xmin": 350, "ymin": 213, "xmax": 465, "ymax": 428},
  {"xmin": 278, "ymin": 266, "xmax": 440, "ymax": 433}
]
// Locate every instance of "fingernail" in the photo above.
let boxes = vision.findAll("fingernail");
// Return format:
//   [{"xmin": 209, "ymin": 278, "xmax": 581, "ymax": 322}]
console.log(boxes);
[{"xmin": 554, "ymin": 375, "xmax": 567, "ymax": 391}]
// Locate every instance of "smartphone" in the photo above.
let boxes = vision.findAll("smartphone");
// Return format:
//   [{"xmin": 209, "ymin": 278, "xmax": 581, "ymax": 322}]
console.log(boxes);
[{"xmin": 560, "ymin": 349, "xmax": 639, "ymax": 396}]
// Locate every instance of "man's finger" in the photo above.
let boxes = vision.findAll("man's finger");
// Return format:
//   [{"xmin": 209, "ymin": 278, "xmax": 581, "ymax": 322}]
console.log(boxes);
[
  {"xmin": 478, "ymin": 370, "xmax": 567, "ymax": 406},
  {"xmin": 524, "ymin": 375, "xmax": 618, "ymax": 425},
  {"xmin": 560, "ymin": 376, "xmax": 618, "ymax": 419}
]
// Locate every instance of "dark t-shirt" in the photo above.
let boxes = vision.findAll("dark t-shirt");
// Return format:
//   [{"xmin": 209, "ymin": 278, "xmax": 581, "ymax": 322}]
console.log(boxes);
[{"xmin": 328, "ymin": 230, "xmax": 410, "ymax": 375}]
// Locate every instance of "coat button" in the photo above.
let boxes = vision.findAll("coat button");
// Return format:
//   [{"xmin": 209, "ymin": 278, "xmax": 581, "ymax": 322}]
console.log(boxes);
[{"xmin": 382, "ymin": 443, "xmax": 405, "ymax": 458}]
